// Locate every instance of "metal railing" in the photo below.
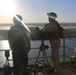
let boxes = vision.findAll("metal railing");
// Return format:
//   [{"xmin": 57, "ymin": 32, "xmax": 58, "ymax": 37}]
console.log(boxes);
[{"xmin": 0, "ymin": 37, "xmax": 75, "ymax": 67}]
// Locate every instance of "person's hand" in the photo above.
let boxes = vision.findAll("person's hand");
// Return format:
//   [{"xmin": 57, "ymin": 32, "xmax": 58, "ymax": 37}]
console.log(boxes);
[{"xmin": 40, "ymin": 28, "xmax": 44, "ymax": 33}]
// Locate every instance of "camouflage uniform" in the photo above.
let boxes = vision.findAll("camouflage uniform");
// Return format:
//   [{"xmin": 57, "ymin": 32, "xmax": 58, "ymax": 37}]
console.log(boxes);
[{"xmin": 43, "ymin": 18, "xmax": 60, "ymax": 75}]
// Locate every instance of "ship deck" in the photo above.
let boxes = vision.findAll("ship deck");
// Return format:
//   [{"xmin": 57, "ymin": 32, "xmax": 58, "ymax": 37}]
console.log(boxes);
[{"xmin": 0, "ymin": 63, "xmax": 76, "ymax": 75}]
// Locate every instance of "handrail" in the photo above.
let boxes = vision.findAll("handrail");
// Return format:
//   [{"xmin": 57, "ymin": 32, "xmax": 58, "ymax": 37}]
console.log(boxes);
[
  {"xmin": 0, "ymin": 37, "xmax": 75, "ymax": 65},
  {"xmin": 65, "ymin": 46, "xmax": 74, "ymax": 50},
  {"xmin": 66, "ymin": 38, "xmax": 76, "ymax": 41}
]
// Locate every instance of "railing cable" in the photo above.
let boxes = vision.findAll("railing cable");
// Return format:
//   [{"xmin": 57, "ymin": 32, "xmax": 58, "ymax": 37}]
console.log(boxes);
[{"xmin": 66, "ymin": 38, "xmax": 76, "ymax": 41}]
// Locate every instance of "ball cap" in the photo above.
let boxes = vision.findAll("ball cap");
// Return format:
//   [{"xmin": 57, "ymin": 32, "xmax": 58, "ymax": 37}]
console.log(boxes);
[{"xmin": 47, "ymin": 12, "xmax": 57, "ymax": 19}]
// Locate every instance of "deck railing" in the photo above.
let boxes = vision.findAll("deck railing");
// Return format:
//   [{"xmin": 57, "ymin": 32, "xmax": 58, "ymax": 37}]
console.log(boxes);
[{"xmin": 0, "ymin": 37, "xmax": 75, "ymax": 67}]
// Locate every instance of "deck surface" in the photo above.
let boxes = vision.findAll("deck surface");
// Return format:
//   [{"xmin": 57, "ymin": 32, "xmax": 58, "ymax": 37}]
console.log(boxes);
[
  {"xmin": 60, "ymin": 67, "xmax": 76, "ymax": 75},
  {"xmin": 0, "ymin": 65, "xmax": 76, "ymax": 75}
]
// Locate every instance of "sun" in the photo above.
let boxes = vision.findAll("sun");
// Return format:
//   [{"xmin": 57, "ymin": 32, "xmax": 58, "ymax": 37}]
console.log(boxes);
[{"xmin": 0, "ymin": 0, "xmax": 16, "ymax": 16}]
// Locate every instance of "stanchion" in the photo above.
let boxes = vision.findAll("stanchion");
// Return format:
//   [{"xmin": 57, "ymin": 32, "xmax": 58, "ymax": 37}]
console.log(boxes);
[{"xmin": 4, "ymin": 50, "xmax": 11, "ymax": 75}]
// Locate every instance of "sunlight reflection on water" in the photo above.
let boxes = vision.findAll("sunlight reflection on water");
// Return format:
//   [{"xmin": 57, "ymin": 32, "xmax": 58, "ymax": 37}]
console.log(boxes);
[
  {"xmin": 0, "ymin": 40, "xmax": 10, "ymax": 50},
  {"xmin": 0, "ymin": 39, "xmax": 74, "ymax": 68}
]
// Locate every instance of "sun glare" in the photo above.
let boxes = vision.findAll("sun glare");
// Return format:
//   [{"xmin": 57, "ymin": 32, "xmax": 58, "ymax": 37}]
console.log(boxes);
[{"xmin": 0, "ymin": 0, "xmax": 16, "ymax": 16}]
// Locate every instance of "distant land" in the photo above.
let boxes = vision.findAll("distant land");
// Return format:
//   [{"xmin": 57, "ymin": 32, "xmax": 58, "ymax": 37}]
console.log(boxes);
[
  {"xmin": 0, "ymin": 23, "xmax": 76, "ymax": 40},
  {"xmin": 0, "ymin": 22, "xmax": 76, "ymax": 26}
]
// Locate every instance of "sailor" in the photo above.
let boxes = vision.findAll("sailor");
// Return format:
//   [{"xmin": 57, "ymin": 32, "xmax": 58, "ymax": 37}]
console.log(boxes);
[
  {"xmin": 42, "ymin": 12, "xmax": 62, "ymax": 75},
  {"xmin": 8, "ymin": 15, "xmax": 31, "ymax": 75}
]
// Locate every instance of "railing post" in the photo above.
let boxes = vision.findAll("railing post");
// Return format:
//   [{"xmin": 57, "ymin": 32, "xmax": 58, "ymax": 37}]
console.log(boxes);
[{"xmin": 63, "ymin": 37, "xmax": 65, "ymax": 63}]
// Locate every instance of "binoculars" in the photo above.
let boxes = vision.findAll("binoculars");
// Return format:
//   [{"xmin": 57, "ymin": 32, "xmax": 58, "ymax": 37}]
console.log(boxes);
[{"xmin": 29, "ymin": 27, "xmax": 49, "ymax": 40}]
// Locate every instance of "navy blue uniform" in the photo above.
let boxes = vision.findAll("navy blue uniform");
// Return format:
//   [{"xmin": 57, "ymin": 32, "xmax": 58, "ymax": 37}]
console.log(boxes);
[{"xmin": 8, "ymin": 23, "xmax": 31, "ymax": 75}]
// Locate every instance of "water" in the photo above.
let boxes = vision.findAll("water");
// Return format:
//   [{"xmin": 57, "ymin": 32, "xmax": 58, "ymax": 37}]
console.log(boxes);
[
  {"xmin": 0, "ymin": 23, "xmax": 76, "ymax": 68},
  {"xmin": 0, "ymin": 38, "xmax": 75, "ymax": 68}
]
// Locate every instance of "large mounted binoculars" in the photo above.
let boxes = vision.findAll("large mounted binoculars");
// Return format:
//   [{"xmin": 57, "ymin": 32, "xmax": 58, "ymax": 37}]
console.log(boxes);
[{"xmin": 29, "ymin": 27, "xmax": 49, "ymax": 40}]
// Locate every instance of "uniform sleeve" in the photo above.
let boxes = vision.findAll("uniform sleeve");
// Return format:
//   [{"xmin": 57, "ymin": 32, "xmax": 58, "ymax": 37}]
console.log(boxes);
[
  {"xmin": 20, "ymin": 26, "xmax": 31, "ymax": 53},
  {"xmin": 43, "ymin": 23, "xmax": 54, "ymax": 32},
  {"xmin": 24, "ymin": 37, "xmax": 31, "ymax": 53},
  {"xmin": 8, "ymin": 26, "xmax": 20, "ymax": 50},
  {"xmin": 8, "ymin": 26, "xmax": 15, "ymax": 50}
]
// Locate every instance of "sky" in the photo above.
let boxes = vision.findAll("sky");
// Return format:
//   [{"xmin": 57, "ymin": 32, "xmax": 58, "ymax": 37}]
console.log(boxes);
[{"xmin": 0, "ymin": 0, "xmax": 76, "ymax": 23}]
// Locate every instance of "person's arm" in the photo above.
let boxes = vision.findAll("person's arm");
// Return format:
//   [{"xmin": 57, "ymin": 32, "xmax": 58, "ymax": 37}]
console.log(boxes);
[
  {"xmin": 20, "ymin": 25, "xmax": 31, "ymax": 53},
  {"xmin": 42, "ymin": 23, "xmax": 54, "ymax": 32},
  {"xmin": 24, "ymin": 37, "xmax": 31, "ymax": 53},
  {"xmin": 8, "ymin": 27, "xmax": 15, "ymax": 50}
]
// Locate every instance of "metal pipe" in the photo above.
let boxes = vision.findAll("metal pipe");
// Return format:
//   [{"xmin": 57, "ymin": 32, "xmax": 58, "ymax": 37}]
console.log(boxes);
[{"xmin": 63, "ymin": 37, "xmax": 65, "ymax": 63}]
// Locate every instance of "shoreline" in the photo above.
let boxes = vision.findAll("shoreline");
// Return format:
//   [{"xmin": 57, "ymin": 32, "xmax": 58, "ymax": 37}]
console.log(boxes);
[{"xmin": 0, "ymin": 28, "xmax": 76, "ymax": 40}]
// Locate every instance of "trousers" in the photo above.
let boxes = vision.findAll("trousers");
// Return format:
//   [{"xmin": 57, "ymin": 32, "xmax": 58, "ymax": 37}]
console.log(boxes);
[
  {"xmin": 12, "ymin": 49, "xmax": 29, "ymax": 75},
  {"xmin": 49, "ymin": 38, "xmax": 60, "ymax": 75}
]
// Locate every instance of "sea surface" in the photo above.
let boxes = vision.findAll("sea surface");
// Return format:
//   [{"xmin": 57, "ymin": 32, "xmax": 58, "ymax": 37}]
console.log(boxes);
[{"xmin": 0, "ymin": 23, "xmax": 76, "ymax": 68}]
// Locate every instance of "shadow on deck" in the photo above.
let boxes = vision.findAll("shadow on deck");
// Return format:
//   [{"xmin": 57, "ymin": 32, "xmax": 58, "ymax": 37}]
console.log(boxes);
[
  {"xmin": 60, "ymin": 65, "xmax": 76, "ymax": 75},
  {"xmin": 0, "ymin": 63, "xmax": 76, "ymax": 75}
]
